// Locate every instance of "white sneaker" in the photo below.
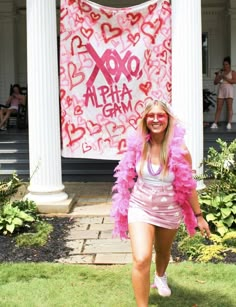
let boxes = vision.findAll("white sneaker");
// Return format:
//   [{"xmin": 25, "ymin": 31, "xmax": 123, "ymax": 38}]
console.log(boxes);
[
  {"xmin": 210, "ymin": 123, "xmax": 218, "ymax": 129},
  {"xmin": 154, "ymin": 273, "xmax": 171, "ymax": 297},
  {"xmin": 226, "ymin": 123, "xmax": 232, "ymax": 130}
]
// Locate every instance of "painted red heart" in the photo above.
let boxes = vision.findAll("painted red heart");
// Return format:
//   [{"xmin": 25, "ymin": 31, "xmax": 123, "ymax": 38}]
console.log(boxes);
[
  {"xmin": 65, "ymin": 96, "xmax": 73, "ymax": 108},
  {"xmin": 166, "ymin": 82, "xmax": 172, "ymax": 92},
  {"xmin": 100, "ymin": 8, "xmax": 113, "ymax": 18},
  {"xmin": 90, "ymin": 11, "xmax": 101, "ymax": 22},
  {"xmin": 160, "ymin": 50, "xmax": 167, "ymax": 64},
  {"xmin": 97, "ymin": 137, "xmax": 112, "ymax": 152},
  {"xmin": 117, "ymin": 139, "xmax": 127, "ymax": 155},
  {"xmin": 86, "ymin": 120, "xmax": 102, "ymax": 135},
  {"xmin": 105, "ymin": 122, "xmax": 126, "ymax": 139},
  {"xmin": 126, "ymin": 12, "xmax": 142, "ymax": 25},
  {"xmin": 77, "ymin": 116, "xmax": 86, "ymax": 126},
  {"xmin": 82, "ymin": 142, "xmax": 92, "ymax": 153},
  {"xmin": 73, "ymin": 14, "xmax": 84, "ymax": 26},
  {"xmin": 60, "ymin": 8, "xmax": 68, "ymax": 20},
  {"xmin": 163, "ymin": 38, "xmax": 171, "ymax": 52},
  {"xmin": 127, "ymin": 33, "xmax": 140, "ymax": 46},
  {"xmin": 68, "ymin": 0, "xmax": 75, "ymax": 5},
  {"xmin": 78, "ymin": 1, "xmax": 92, "ymax": 13},
  {"xmin": 148, "ymin": 3, "xmax": 157, "ymax": 14},
  {"xmin": 60, "ymin": 89, "xmax": 66, "ymax": 101},
  {"xmin": 65, "ymin": 123, "xmax": 86, "ymax": 147},
  {"xmin": 128, "ymin": 117, "xmax": 140, "ymax": 130},
  {"xmin": 71, "ymin": 35, "xmax": 87, "ymax": 55},
  {"xmin": 139, "ymin": 82, "xmax": 152, "ymax": 96},
  {"xmin": 80, "ymin": 27, "xmax": 94, "ymax": 39},
  {"xmin": 141, "ymin": 20, "xmax": 163, "ymax": 44},
  {"xmin": 162, "ymin": 1, "xmax": 171, "ymax": 13},
  {"xmin": 74, "ymin": 105, "xmax": 83, "ymax": 115},
  {"xmin": 68, "ymin": 62, "xmax": 85, "ymax": 90},
  {"xmin": 144, "ymin": 49, "xmax": 152, "ymax": 65},
  {"xmin": 101, "ymin": 23, "xmax": 122, "ymax": 43},
  {"xmin": 134, "ymin": 100, "xmax": 144, "ymax": 117}
]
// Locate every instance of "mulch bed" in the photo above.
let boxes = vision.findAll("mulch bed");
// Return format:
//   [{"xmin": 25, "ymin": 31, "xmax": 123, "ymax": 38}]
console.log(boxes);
[
  {"xmin": 0, "ymin": 217, "xmax": 73, "ymax": 263},
  {"xmin": 0, "ymin": 217, "xmax": 235, "ymax": 263}
]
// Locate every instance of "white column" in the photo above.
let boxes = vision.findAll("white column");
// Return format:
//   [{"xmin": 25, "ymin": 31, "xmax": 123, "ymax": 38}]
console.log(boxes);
[
  {"xmin": 172, "ymin": 0, "xmax": 204, "ymax": 189},
  {"xmin": 26, "ymin": 0, "xmax": 69, "ymax": 210},
  {"xmin": 229, "ymin": 2, "xmax": 236, "ymax": 122}
]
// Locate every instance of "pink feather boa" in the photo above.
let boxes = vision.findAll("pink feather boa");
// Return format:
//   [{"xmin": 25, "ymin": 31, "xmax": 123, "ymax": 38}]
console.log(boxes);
[{"xmin": 111, "ymin": 124, "xmax": 197, "ymax": 239}]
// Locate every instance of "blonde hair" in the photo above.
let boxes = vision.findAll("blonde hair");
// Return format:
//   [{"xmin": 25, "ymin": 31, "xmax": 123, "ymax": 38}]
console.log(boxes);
[{"xmin": 138, "ymin": 100, "xmax": 177, "ymax": 176}]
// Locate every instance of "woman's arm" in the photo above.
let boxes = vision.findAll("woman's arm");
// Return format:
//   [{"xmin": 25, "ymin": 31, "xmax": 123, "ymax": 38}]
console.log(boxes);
[
  {"xmin": 5, "ymin": 96, "xmax": 12, "ymax": 105},
  {"xmin": 183, "ymin": 146, "xmax": 211, "ymax": 237},
  {"xmin": 16, "ymin": 94, "xmax": 26, "ymax": 105},
  {"xmin": 222, "ymin": 70, "xmax": 236, "ymax": 84},
  {"xmin": 214, "ymin": 72, "xmax": 222, "ymax": 85}
]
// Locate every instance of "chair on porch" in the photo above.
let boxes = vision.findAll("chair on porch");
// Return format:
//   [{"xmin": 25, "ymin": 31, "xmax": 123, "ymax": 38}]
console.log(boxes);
[{"xmin": 7, "ymin": 85, "xmax": 28, "ymax": 129}]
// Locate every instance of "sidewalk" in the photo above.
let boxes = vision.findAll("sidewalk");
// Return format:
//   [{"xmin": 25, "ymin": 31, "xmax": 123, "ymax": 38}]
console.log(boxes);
[{"xmin": 57, "ymin": 182, "xmax": 134, "ymax": 265}]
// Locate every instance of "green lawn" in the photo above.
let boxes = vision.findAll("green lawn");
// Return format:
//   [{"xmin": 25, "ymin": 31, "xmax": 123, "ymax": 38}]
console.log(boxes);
[{"xmin": 0, "ymin": 262, "xmax": 235, "ymax": 307}]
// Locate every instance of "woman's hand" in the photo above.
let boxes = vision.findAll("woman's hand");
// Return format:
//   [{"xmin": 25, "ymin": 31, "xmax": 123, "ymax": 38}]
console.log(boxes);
[{"xmin": 197, "ymin": 216, "xmax": 211, "ymax": 238}]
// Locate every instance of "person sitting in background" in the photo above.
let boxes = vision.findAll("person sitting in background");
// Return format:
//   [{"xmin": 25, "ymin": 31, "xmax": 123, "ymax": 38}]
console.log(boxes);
[
  {"xmin": 0, "ymin": 84, "xmax": 26, "ymax": 131},
  {"xmin": 211, "ymin": 56, "xmax": 236, "ymax": 130}
]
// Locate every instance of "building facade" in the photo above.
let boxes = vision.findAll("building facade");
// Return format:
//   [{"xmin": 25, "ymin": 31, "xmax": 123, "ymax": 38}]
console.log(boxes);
[{"xmin": 0, "ymin": 0, "xmax": 235, "ymax": 212}]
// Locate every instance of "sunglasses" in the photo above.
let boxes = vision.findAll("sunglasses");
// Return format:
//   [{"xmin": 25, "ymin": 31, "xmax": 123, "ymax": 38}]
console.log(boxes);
[{"xmin": 145, "ymin": 112, "xmax": 168, "ymax": 121}]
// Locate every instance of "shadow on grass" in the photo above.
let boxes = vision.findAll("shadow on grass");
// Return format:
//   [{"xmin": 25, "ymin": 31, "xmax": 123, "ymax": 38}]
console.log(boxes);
[{"xmin": 149, "ymin": 280, "xmax": 233, "ymax": 307}]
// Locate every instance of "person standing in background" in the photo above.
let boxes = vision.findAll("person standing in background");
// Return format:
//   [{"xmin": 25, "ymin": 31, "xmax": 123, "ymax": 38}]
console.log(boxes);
[{"xmin": 211, "ymin": 56, "xmax": 236, "ymax": 130}]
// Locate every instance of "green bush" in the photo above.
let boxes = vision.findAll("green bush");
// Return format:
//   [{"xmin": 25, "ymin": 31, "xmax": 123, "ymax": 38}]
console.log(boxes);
[
  {"xmin": 0, "ymin": 202, "xmax": 35, "ymax": 235},
  {"xmin": 16, "ymin": 221, "xmax": 53, "ymax": 247},
  {"xmin": 178, "ymin": 233, "xmax": 205, "ymax": 260},
  {"xmin": 222, "ymin": 231, "xmax": 236, "ymax": 247},
  {"xmin": 0, "ymin": 173, "xmax": 22, "ymax": 205},
  {"xmin": 196, "ymin": 245, "xmax": 225, "ymax": 262},
  {"xmin": 198, "ymin": 138, "xmax": 236, "ymax": 236},
  {"xmin": 11, "ymin": 199, "xmax": 39, "ymax": 220},
  {"xmin": 175, "ymin": 223, "xmax": 188, "ymax": 242}
]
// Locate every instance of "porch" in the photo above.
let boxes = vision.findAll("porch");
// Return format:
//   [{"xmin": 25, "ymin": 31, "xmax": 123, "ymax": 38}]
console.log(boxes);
[{"xmin": 0, "ymin": 124, "xmax": 235, "ymax": 181}]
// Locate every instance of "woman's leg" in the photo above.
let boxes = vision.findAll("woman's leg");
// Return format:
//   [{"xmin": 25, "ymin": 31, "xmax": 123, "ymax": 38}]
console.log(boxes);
[
  {"xmin": 0, "ymin": 109, "xmax": 15, "ymax": 127},
  {"xmin": 0, "ymin": 110, "xmax": 3, "ymax": 124},
  {"xmin": 226, "ymin": 98, "xmax": 233, "ymax": 123},
  {"xmin": 154, "ymin": 227, "xmax": 178, "ymax": 277},
  {"xmin": 213, "ymin": 98, "xmax": 224, "ymax": 124},
  {"xmin": 129, "ymin": 222, "xmax": 155, "ymax": 307}
]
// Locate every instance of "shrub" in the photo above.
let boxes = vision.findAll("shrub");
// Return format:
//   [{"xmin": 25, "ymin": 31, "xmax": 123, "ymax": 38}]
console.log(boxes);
[
  {"xmin": 197, "ymin": 245, "xmax": 225, "ymax": 262},
  {"xmin": 222, "ymin": 231, "xmax": 236, "ymax": 248},
  {"xmin": 0, "ymin": 202, "xmax": 35, "ymax": 235},
  {"xmin": 178, "ymin": 233, "xmax": 205, "ymax": 260},
  {"xmin": 0, "ymin": 173, "xmax": 22, "ymax": 205},
  {"xmin": 11, "ymin": 199, "xmax": 39, "ymax": 220},
  {"xmin": 198, "ymin": 138, "xmax": 236, "ymax": 236}
]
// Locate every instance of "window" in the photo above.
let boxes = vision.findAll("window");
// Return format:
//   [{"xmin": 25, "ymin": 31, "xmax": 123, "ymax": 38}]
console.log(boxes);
[{"xmin": 202, "ymin": 32, "xmax": 208, "ymax": 75}]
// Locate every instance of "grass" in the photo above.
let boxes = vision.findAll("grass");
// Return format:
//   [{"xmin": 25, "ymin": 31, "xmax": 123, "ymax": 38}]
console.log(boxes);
[{"xmin": 0, "ymin": 262, "xmax": 235, "ymax": 307}]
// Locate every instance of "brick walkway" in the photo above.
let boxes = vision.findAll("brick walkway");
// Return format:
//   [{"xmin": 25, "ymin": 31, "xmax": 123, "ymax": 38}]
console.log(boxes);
[{"xmin": 57, "ymin": 182, "xmax": 134, "ymax": 264}]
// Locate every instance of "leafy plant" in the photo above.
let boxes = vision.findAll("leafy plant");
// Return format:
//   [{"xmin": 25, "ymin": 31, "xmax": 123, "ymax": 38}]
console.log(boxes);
[
  {"xmin": 198, "ymin": 139, "xmax": 236, "ymax": 236},
  {"xmin": 0, "ymin": 202, "xmax": 35, "ymax": 235},
  {"xmin": 178, "ymin": 233, "xmax": 205, "ymax": 260},
  {"xmin": 203, "ymin": 89, "xmax": 216, "ymax": 112},
  {"xmin": 0, "ymin": 173, "xmax": 22, "ymax": 205},
  {"xmin": 16, "ymin": 221, "xmax": 53, "ymax": 247},
  {"xmin": 11, "ymin": 199, "xmax": 39, "ymax": 220},
  {"xmin": 222, "ymin": 231, "xmax": 236, "ymax": 247}
]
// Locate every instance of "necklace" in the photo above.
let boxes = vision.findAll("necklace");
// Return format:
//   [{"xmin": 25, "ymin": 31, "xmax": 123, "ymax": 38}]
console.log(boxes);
[{"xmin": 147, "ymin": 155, "xmax": 162, "ymax": 176}]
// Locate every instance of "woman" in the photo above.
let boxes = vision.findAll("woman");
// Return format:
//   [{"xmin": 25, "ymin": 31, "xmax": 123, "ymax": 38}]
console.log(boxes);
[
  {"xmin": 211, "ymin": 56, "xmax": 236, "ymax": 130},
  {"xmin": 111, "ymin": 100, "xmax": 210, "ymax": 306},
  {"xmin": 0, "ymin": 84, "xmax": 25, "ymax": 131}
]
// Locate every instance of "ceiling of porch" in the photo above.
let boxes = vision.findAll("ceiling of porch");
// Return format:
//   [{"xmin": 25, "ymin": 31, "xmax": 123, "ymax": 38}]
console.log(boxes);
[{"xmin": 11, "ymin": 0, "xmax": 230, "ymax": 10}]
